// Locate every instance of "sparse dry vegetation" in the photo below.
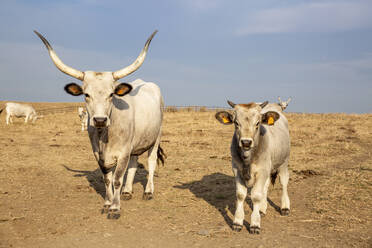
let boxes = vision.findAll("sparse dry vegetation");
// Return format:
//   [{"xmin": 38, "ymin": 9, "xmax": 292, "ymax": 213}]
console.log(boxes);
[{"xmin": 0, "ymin": 102, "xmax": 371, "ymax": 247}]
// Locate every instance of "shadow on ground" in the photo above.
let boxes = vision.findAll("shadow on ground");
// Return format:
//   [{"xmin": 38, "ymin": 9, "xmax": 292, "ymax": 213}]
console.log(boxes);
[
  {"xmin": 62, "ymin": 163, "xmax": 149, "ymax": 199},
  {"xmin": 174, "ymin": 172, "xmax": 250, "ymax": 229},
  {"xmin": 174, "ymin": 172, "xmax": 283, "ymax": 230}
]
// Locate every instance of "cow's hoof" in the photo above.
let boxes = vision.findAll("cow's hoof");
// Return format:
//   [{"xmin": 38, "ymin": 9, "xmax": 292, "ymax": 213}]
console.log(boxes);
[
  {"xmin": 232, "ymin": 223, "xmax": 243, "ymax": 232},
  {"xmin": 101, "ymin": 205, "xmax": 110, "ymax": 214},
  {"xmin": 281, "ymin": 208, "xmax": 290, "ymax": 216},
  {"xmin": 107, "ymin": 209, "xmax": 121, "ymax": 219},
  {"xmin": 143, "ymin": 192, "xmax": 153, "ymax": 200},
  {"xmin": 249, "ymin": 226, "xmax": 260, "ymax": 234},
  {"xmin": 259, "ymin": 211, "xmax": 266, "ymax": 217},
  {"xmin": 121, "ymin": 192, "xmax": 132, "ymax": 201}
]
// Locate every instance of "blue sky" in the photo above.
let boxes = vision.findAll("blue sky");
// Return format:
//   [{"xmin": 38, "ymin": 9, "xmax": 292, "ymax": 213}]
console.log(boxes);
[{"xmin": 1, "ymin": 0, "xmax": 372, "ymax": 113}]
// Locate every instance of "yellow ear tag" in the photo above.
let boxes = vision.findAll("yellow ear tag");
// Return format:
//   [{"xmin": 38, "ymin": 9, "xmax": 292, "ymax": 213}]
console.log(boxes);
[
  {"xmin": 116, "ymin": 87, "xmax": 127, "ymax": 95},
  {"xmin": 268, "ymin": 116, "xmax": 274, "ymax": 125},
  {"xmin": 222, "ymin": 116, "xmax": 230, "ymax": 123}
]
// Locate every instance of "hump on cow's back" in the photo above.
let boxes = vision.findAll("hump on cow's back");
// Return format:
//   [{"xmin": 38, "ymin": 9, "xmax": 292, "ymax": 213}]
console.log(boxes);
[{"xmin": 128, "ymin": 79, "xmax": 161, "ymax": 97}]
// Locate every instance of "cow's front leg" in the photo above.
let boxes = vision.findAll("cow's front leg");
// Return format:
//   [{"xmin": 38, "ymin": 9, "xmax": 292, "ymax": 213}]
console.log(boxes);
[
  {"xmin": 259, "ymin": 177, "xmax": 270, "ymax": 216},
  {"xmin": 107, "ymin": 155, "xmax": 130, "ymax": 219},
  {"xmin": 101, "ymin": 170, "xmax": 113, "ymax": 213},
  {"xmin": 250, "ymin": 170, "xmax": 269, "ymax": 234},
  {"xmin": 232, "ymin": 166, "xmax": 247, "ymax": 232},
  {"xmin": 6, "ymin": 114, "xmax": 10, "ymax": 125}
]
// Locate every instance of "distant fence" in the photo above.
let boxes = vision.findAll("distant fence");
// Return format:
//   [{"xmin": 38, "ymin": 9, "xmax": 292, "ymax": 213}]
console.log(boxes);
[
  {"xmin": 164, "ymin": 106, "xmax": 228, "ymax": 112},
  {"xmin": 37, "ymin": 106, "xmax": 83, "ymax": 115},
  {"xmin": 36, "ymin": 105, "xmax": 228, "ymax": 115}
]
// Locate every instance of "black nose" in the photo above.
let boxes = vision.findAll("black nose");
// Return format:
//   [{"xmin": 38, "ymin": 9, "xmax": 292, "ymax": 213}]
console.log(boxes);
[
  {"xmin": 241, "ymin": 139, "xmax": 252, "ymax": 148},
  {"xmin": 93, "ymin": 117, "xmax": 107, "ymax": 127}
]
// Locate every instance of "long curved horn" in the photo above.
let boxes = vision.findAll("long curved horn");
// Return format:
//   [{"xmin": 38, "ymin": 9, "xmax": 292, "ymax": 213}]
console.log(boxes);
[
  {"xmin": 34, "ymin": 31, "xmax": 84, "ymax": 81},
  {"xmin": 112, "ymin": 30, "xmax": 158, "ymax": 80}
]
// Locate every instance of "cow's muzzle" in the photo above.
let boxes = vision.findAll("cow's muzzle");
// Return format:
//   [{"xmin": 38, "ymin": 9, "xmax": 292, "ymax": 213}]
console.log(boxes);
[
  {"xmin": 241, "ymin": 139, "xmax": 253, "ymax": 150},
  {"xmin": 93, "ymin": 117, "xmax": 108, "ymax": 128}
]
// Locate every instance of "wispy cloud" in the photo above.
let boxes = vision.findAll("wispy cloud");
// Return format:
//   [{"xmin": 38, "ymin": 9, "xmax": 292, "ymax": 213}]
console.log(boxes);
[
  {"xmin": 236, "ymin": 1, "xmax": 372, "ymax": 35},
  {"xmin": 179, "ymin": 0, "xmax": 224, "ymax": 11}
]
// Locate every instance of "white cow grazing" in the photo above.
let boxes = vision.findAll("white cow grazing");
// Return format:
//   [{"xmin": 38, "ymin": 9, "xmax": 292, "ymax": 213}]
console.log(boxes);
[
  {"xmin": 35, "ymin": 30, "xmax": 165, "ymax": 219},
  {"xmin": 78, "ymin": 107, "xmax": 88, "ymax": 131},
  {"xmin": 0, "ymin": 102, "xmax": 38, "ymax": 125},
  {"xmin": 215, "ymin": 100, "xmax": 290, "ymax": 234},
  {"xmin": 278, "ymin": 97, "xmax": 291, "ymax": 111}
]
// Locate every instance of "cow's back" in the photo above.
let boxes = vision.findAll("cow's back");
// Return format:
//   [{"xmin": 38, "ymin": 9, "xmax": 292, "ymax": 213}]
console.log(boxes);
[
  {"xmin": 111, "ymin": 79, "xmax": 163, "ymax": 154},
  {"xmin": 6, "ymin": 103, "xmax": 34, "ymax": 116}
]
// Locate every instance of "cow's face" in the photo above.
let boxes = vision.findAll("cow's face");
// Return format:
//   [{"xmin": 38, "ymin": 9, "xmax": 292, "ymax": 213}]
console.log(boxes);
[
  {"xmin": 64, "ymin": 72, "xmax": 132, "ymax": 128},
  {"xmin": 35, "ymin": 30, "xmax": 157, "ymax": 128},
  {"xmin": 278, "ymin": 97, "xmax": 291, "ymax": 111},
  {"xmin": 216, "ymin": 101, "xmax": 280, "ymax": 152}
]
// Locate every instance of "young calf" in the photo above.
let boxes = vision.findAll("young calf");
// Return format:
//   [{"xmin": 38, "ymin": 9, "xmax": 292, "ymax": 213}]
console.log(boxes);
[
  {"xmin": 215, "ymin": 100, "xmax": 290, "ymax": 234},
  {"xmin": 278, "ymin": 96, "xmax": 291, "ymax": 111},
  {"xmin": 78, "ymin": 107, "xmax": 88, "ymax": 131}
]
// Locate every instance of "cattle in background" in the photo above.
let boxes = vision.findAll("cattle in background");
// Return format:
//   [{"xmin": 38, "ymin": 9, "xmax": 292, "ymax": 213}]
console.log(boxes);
[
  {"xmin": 215, "ymin": 100, "xmax": 290, "ymax": 234},
  {"xmin": 78, "ymin": 107, "xmax": 88, "ymax": 131},
  {"xmin": 35, "ymin": 30, "xmax": 165, "ymax": 219},
  {"xmin": 0, "ymin": 102, "xmax": 38, "ymax": 125},
  {"xmin": 278, "ymin": 96, "xmax": 292, "ymax": 111}
]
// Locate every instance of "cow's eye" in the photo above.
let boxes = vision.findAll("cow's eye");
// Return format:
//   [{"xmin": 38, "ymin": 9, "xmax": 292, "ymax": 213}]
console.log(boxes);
[
  {"xmin": 109, "ymin": 93, "xmax": 114, "ymax": 98},
  {"xmin": 256, "ymin": 121, "xmax": 260, "ymax": 129},
  {"xmin": 84, "ymin": 94, "xmax": 90, "ymax": 98}
]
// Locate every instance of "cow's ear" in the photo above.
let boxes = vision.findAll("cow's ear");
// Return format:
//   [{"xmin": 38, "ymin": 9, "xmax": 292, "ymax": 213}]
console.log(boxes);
[
  {"xmin": 64, "ymin": 83, "xmax": 83, "ymax": 96},
  {"xmin": 262, "ymin": 111, "xmax": 280, "ymax": 125},
  {"xmin": 215, "ymin": 111, "xmax": 234, "ymax": 125},
  {"xmin": 114, "ymin": 83, "xmax": 132, "ymax": 96}
]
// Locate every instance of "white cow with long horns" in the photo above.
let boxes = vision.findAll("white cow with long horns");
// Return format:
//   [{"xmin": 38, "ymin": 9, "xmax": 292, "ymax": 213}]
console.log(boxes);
[{"xmin": 35, "ymin": 30, "xmax": 165, "ymax": 219}]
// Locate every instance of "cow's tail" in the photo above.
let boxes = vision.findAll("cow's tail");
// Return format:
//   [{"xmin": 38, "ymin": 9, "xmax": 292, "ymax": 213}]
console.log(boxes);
[
  {"xmin": 157, "ymin": 145, "xmax": 167, "ymax": 166},
  {"xmin": 271, "ymin": 170, "xmax": 278, "ymax": 186}
]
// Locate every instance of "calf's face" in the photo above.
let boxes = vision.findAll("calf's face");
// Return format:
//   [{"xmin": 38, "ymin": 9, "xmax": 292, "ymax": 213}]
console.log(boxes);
[
  {"xmin": 65, "ymin": 72, "xmax": 132, "ymax": 128},
  {"xmin": 216, "ymin": 101, "xmax": 280, "ymax": 152}
]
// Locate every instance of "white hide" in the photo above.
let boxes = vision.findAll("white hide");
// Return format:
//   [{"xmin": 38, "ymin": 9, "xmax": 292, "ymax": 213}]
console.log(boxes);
[{"xmin": 2, "ymin": 102, "xmax": 38, "ymax": 125}]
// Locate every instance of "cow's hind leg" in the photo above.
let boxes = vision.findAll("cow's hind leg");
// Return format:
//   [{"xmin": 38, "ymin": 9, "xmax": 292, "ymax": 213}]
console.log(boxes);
[
  {"xmin": 143, "ymin": 137, "xmax": 160, "ymax": 200},
  {"xmin": 121, "ymin": 156, "xmax": 138, "ymax": 200},
  {"xmin": 232, "ymin": 165, "xmax": 247, "ymax": 232},
  {"xmin": 279, "ymin": 161, "xmax": 290, "ymax": 216},
  {"xmin": 107, "ymin": 155, "xmax": 130, "ymax": 219}
]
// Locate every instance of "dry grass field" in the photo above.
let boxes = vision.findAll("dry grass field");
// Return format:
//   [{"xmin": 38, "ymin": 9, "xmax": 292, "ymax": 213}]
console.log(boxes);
[{"xmin": 0, "ymin": 102, "xmax": 371, "ymax": 248}]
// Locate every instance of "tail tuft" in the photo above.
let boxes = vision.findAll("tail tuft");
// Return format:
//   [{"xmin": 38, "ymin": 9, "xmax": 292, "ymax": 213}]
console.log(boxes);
[
  {"xmin": 271, "ymin": 171, "xmax": 278, "ymax": 186},
  {"xmin": 157, "ymin": 145, "xmax": 167, "ymax": 166}
]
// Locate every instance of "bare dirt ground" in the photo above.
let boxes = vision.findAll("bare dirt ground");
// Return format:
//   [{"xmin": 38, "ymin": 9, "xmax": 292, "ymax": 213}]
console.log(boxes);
[{"xmin": 0, "ymin": 102, "xmax": 371, "ymax": 248}]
